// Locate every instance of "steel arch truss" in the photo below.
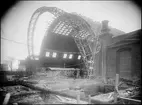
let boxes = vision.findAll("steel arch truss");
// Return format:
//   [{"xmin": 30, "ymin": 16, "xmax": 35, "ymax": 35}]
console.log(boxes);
[
  {"xmin": 27, "ymin": 6, "xmax": 66, "ymax": 59},
  {"xmin": 27, "ymin": 6, "xmax": 100, "ymax": 76}
]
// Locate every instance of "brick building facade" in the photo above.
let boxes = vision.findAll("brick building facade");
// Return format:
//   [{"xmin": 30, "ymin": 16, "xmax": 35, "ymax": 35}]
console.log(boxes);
[{"xmin": 96, "ymin": 27, "xmax": 141, "ymax": 80}]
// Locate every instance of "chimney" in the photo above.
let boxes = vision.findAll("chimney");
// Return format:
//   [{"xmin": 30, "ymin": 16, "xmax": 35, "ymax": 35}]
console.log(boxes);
[
  {"xmin": 100, "ymin": 20, "xmax": 113, "ymax": 46},
  {"xmin": 101, "ymin": 20, "xmax": 110, "ymax": 33}
]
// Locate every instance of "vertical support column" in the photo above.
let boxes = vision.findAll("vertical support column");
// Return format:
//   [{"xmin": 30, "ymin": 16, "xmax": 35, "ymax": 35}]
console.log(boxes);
[
  {"xmin": 115, "ymin": 74, "xmax": 119, "ymax": 92},
  {"xmin": 102, "ymin": 44, "xmax": 107, "ymax": 83},
  {"xmin": 104, "ymin": 46, "xmax": 107, "ymax": 83},
  {"xmin": 116, "ymin": 51, "xmax": 120, "ymax": 74},
  {"xmin": 92, "ymin": 38, "xmax": 96, "ymax": 77},
  {"xmin": 77, "ymin": 94, "xmax": 80, "ymax": 104},
  {"xmin": 114, "ymin": 74, "xmax": 119, "ymax": 103},
  {"xmin": 100, "ymin": 20, "xmax": 112, "ymax": 81},
  {"xmin": 114, "ymin": 90, "xmax": 118, "ymax": 103},
  {"xmin": 88, "ymin": 95, "xmax": 91, "ymax": 104}
]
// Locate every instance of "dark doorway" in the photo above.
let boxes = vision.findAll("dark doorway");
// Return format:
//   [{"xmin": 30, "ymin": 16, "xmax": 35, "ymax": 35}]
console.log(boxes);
[{"xmin": 117, "ymin": 48, "xmax": 132, "ymax": 79}]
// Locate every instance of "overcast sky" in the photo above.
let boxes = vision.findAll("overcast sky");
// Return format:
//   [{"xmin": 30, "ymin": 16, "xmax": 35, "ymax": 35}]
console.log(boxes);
[{"xmin": 1, "ymin": 1, "xmax": 141, "ymax": 62}]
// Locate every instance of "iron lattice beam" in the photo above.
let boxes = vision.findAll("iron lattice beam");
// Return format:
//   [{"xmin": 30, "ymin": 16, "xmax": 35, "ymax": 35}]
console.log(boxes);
[
  {"xmin": 27, "ymin": 6, "xmax": 101, "ymax": 77},
  {"xmin": 27, "ymin": 7, "xmax": 66, "ymax": 59}
]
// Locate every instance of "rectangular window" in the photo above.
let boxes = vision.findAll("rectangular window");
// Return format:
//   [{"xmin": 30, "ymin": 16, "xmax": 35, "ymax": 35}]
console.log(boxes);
[
  {"xmin": 78, "ymin": 55, "xmax": 81, "ymax": 60},
  {"xmin": 63, "ymin": 53, "xmax": 67, "ymax": 58},
  {"xmin": 69, "ymin": 54, "xmax": 73, "ymax": 59},
  {"xmin": 46, "ymin": 52, "xmax": 50, "ymax": 57},
  {"xmin": 52, "ymin": 52, "xmax": 57, "ymax": 58}
]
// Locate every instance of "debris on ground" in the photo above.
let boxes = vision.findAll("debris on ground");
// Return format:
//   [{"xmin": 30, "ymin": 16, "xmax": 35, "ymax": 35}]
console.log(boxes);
[{"xmin": 0, "ymin": 70, "xmax": 141, "ymax": 104}]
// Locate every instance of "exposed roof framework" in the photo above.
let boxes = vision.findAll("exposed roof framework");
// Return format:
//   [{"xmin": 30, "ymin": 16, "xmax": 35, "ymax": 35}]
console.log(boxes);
[
  {"xmin": 27, "ymin": 6, "xmax": 100, "ymax": 75},
  {"xmin": 52, "ymin": 21, "xmax": 72, "ymax": 36}
]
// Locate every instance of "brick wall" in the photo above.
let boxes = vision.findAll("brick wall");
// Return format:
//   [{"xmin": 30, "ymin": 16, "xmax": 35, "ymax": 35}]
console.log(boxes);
[
  {"xmin": 106, "ymin": 48, "xmax": 117, "ymax": 78},
  {"xmin": 106, "ymin": 43, "xmax": 141, "ymax": 79},
  {"xmin": 131, "ymin": 43, "xmax": 141, "ymax": 78}
]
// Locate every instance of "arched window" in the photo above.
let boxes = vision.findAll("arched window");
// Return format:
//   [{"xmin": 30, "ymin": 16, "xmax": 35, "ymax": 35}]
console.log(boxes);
[{"xmin": 116, "ymin": 48, "xmax": 131, "ymax": 79}]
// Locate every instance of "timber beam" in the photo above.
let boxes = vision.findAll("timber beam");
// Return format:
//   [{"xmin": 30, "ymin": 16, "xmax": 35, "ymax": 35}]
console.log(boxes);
[{"xmin": 16, "ymin": 80, "xmax": 110, "ymax": 104}]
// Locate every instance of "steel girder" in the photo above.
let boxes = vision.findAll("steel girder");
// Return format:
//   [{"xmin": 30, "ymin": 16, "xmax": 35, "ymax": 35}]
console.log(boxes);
[
  {"xmin": 27, "ymin": 6, "xmax": 66, "ymax": 59},
  {"xmin": 27, "ymin": 6, "xmax": 100, "ymax": 76}
]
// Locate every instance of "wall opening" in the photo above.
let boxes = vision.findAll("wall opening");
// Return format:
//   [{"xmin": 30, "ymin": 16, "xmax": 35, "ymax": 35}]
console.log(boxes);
[{"xmin": 116, "ymin": 48, "xmax": 132, "ymax": 79}]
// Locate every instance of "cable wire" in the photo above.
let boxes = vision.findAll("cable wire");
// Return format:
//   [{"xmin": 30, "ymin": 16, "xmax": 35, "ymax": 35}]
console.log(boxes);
[{"xmin": 1, "ymin": 37, "xmax": 27, "ymax": 46}]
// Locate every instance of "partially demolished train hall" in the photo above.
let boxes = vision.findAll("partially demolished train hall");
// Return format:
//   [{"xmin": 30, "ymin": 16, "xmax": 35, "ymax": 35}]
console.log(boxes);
[{"xmin": 0, "ymin": 6, "xmax": 141, "ymax": 104}]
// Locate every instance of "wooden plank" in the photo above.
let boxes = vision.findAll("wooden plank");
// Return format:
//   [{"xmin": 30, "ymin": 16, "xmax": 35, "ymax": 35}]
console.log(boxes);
[
  {"xmin": 114, "ymin": 74, "xmax": 119, "ymax": 103},
  {"xmin": 91, "ymin": 86, "xmax": 139, "ymax": 103},
  {"xmin": 11, "ymin": 91, "xmax": 39, "ymax": 98},
  {"xmin": 91, "ymin": 92, "xmax": 114, "ymax": 103},
  {"xmin": 3, "ymin": 93, "xmax": 11, "ymax": 105},
  {"xmin": 118, "ymin": 97, "xmax": 141, "ymax": 103},
  {"xmin": 17, "ymin": 80, "xmax": 110, "ymax": 104},
  {"xmin": 56, "ymin": 95, "xmax": 87, "ymax": 104}
]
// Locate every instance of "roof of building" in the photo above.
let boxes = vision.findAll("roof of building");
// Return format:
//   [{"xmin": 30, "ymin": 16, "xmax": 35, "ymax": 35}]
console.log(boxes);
[{"xmin": 107, "ymin": 29, "xmax": 141, "ymax": 48}]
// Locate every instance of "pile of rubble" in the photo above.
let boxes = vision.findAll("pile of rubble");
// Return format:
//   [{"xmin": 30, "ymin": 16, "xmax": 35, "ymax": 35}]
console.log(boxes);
[{"xmin": 1, "ymin": 71, "xmax": 141, "ymax": 104}]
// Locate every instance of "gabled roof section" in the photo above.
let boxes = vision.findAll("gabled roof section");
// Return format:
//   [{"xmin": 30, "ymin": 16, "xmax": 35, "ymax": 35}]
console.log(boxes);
[
  {"xmin": 107, "ymin": 29, "xmax": 141, "ymax": 48},
  {"xmin": 48, "ymin": 13, "xmax": 94, "ymax": 40}
]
